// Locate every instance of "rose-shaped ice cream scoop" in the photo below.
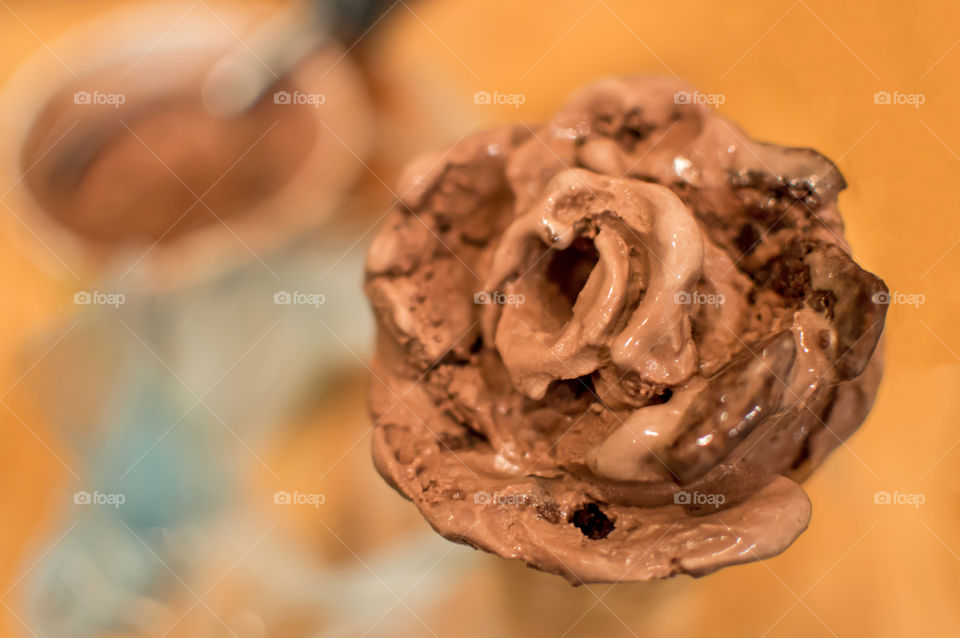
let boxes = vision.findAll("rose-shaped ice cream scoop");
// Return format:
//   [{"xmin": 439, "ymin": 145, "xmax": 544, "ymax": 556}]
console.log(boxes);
[
  {"xmin": 481, "ymin": 169, "xmax": 704, "ymax": 399},
  {"xmin": 366, "ymin": 76, "xmax": 887, "ymax": 583}
]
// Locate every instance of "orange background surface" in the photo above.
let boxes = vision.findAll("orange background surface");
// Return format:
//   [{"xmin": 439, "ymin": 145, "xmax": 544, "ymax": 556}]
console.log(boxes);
[{"xmin": 1, "ymin": 1, "xmax": 958, "ymax": 636}]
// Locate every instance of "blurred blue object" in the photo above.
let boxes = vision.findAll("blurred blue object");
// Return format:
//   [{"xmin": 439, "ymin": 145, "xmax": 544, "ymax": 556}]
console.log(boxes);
[{"xmin": 25, "ymin": 230, "xmax": 379, "ymax": 636}]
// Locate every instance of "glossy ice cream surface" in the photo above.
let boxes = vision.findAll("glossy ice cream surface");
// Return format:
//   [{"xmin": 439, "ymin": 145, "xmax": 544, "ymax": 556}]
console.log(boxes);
[{"xmin": 366, "ymin": 77, "xmax": 887, "ymax": 583}]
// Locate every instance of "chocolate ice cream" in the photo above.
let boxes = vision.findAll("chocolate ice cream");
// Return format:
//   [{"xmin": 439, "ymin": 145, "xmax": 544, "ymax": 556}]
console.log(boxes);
[
  {"xmin": 22, "ymin": 59, "xmax": 316, "ymax": 244},
  {"xmin": 365, "ymin": 77, "xmax": 887, "ymax": 583},
  {"xmin": 17, "ymin": 47, "xmax": 370, "ymax": 250}
]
